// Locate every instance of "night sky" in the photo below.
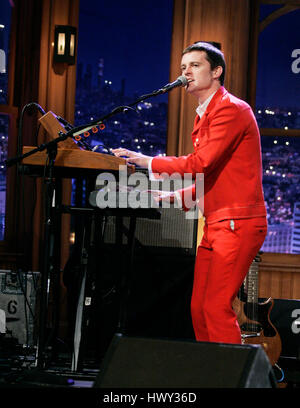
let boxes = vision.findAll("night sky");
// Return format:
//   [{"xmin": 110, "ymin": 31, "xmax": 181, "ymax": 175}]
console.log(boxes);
[
  {"xmin": 256, "ymin": 7, "xmax": 300, "ymax": 109},
  {"xmin": 77, "ymin": 0, "xmax": 173, "ymax": 100}
]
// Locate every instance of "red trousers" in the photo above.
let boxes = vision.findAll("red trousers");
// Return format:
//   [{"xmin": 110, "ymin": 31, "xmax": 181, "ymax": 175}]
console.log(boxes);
[{"xmin": 191, "ymin": 217, "xmax": 267, "ymax": 344}]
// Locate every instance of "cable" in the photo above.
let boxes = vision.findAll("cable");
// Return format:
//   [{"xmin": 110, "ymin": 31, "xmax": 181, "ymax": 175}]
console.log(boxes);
[
  {"xmin": 17, "ymin": 103, "xmax": 45, "ymax": 156},
  {"xmin": 274, "ymin": 363, "xmax": 285, "ymax": 383}
]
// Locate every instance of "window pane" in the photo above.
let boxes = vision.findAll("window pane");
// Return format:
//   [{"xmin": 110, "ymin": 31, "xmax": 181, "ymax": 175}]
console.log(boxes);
[
  {"xmin": 261, "ymin": 135, "xmax": 300, "ymax": 254},
  {"xmin": 255, "ymin": 8, "xmax": 300, "ymax": 129},
  {"xmin": 0, "ymin": 1, "xmax": 12, "ymax": 104},
  {"xmin": 74, "ymin": 0, "xmax": 173, "ymax": 156},
  {"xmin": 0, "ymin": 113, "xmax": 8, "ymax": 240}
]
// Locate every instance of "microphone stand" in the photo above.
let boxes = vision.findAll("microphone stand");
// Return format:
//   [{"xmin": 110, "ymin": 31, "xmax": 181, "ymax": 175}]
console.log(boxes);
[
  {"xmin": 4, "ymin": 84, "xmax": 169, "ymax": 373},
  {"xmin": 6, "ymin": 131, "xmax": 77, "ymax": 371}
]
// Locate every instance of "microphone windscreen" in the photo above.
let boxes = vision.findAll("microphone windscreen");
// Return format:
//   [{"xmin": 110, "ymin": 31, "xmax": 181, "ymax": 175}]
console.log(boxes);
[{"xmin": 178, "ymin": 75, "xmax": 188, "ymax": 86}]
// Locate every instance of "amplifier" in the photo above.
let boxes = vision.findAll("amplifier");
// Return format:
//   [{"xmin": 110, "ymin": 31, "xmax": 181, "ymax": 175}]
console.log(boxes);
[
  {"xmin": 89, "ymin": 173, "xmax": 200, "ymax": 255},
  {"xmin": 0, "ymin": 270, "xmax": 40, "ymax": 346},
  {"xmin": 102, "ymin": 207, "xmax": 199, "ymax": 255}
]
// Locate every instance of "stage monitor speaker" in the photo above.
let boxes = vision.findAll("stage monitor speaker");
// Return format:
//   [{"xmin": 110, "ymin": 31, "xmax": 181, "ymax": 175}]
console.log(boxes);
[{"xmin": 94, "ymin": 334, "xmax": 276, "ymax": 388}]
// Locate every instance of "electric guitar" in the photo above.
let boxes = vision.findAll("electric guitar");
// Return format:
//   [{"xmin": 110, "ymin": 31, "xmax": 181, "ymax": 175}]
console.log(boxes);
[{"xmin": 232, "ymin": 254, "xmax": 282, "ymax": 366}]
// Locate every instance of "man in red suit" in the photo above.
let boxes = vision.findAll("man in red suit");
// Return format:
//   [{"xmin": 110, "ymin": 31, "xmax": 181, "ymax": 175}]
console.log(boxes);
[{"xmin": 112, "ymin": 42, "xmax": 267, "ymax": 344}]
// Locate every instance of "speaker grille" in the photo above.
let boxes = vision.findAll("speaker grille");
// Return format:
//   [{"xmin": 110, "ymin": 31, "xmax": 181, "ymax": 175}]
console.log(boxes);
[{"xmin": 103, "ymin": 207, "xmax": 198, "ymax": 254}]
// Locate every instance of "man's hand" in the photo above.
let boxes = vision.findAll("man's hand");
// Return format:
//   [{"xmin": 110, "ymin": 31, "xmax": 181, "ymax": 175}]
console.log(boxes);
[
  {"xmin": 112, "ymin": 147, "xmax": 152, "ymax": 168},
  {"xmin": 146, "ymin": 189, "xmax": 176, "ymax": 204}
]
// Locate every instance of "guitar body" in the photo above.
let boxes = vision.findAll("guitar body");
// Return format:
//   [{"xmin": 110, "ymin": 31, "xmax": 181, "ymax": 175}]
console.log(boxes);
[{"xmin": 233, "ymin": 296, "xmax": 282, "ymax": 366}]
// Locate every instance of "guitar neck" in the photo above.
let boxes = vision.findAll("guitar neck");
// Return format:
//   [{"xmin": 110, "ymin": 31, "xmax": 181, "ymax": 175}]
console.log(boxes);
[{"xmin": 247, "ymin": 258, "xmax": 260, "ymax": 304}]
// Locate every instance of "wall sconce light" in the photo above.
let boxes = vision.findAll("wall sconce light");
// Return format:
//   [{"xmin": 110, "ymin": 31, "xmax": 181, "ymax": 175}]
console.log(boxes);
[{"xmin": 53, "ymin": 25, "xmax": 77, "ymax": 65}]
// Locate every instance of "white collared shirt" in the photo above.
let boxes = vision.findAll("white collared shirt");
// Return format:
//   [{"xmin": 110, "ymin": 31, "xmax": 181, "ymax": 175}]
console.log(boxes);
[{"xmin": 196, "ymin": 91, "xmax": 216, "ymax": 118}]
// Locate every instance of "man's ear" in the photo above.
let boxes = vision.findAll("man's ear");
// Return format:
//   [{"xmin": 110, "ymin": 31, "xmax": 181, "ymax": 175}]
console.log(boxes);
[{"xmin": 213, "ymin": 66, "xmax": 223, "ymax": 80}]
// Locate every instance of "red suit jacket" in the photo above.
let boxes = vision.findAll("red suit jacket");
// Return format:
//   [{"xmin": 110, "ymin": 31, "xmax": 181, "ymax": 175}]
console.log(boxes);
[{"xmin": 151, "ymin": 86, "xmax": 266, "ymax": 224}]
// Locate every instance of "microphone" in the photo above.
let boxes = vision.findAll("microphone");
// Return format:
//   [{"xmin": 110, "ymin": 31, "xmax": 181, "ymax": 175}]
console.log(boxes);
[{"xmin": 159, "ymin": 75, "xmax": 189, "ymax": 93}]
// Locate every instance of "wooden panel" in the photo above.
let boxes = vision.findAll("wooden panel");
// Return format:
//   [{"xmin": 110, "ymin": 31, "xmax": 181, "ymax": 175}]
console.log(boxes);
[
  {"xmin": 280, "ymin": 271, "xmax": 293, "ymax": 299},
  {"xmin": 259, "ymin": 252, "xmax": 300, "ymax": 299},
  {"xmin": 292, "ymin": 273, "xmax": 300, "ymax": 299},
  {"xmin": 259, "ymin": 269, "xmax": 272, "ymax": 298}
]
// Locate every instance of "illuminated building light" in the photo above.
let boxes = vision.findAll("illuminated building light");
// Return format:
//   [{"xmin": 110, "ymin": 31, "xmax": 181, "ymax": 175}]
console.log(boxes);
[
  {"xmin": 265, "ymin": 109, "xmax": 275, "ymax": 115},
  {"xmin": 258, "ymin": 110, "xmax": 262, "ymax": 114},
  {"xmin": 70, "ymin": 232, "xmax": 75, "ymax": 245},
  {"xmin": 288, "ymin": 112, "xmax": 292, "ymax": 116},
  {"xmin": 274, "ymin": 140, "xmax": 278, "ymax": 144},
  {"xmin": 285, "ymin": 141, "xmax": 289, "ymax": 145},
  {"xmin": 277, "ymin": 197, "xmax": 281, "ymax": 201},
  {"xmin": 121, "ymin": 139, "xmax": 125, "ymax": 143},
  {"xmin": 137, "ymin": 145, "xmax": 141, "ymax": 149},
  {"xmin": 134, "ymin": 138, "xmax": 139, "ymax": 142},
  {"xmin": 272, "ymin": 171, "xmax": 276, "ymax": 175},
  {"xmin": 270, "ymin": 166, "xmax": 273, "ymax": 169},
  {"xmin": 284, "ymin": 126, "xmax": 288, "ymax": 130}
]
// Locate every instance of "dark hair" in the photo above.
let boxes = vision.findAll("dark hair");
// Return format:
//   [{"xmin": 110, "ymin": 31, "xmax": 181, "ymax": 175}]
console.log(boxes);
[{"xmin": 182, "ymin": 41, "xmax": 226, "ymax": 85}]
